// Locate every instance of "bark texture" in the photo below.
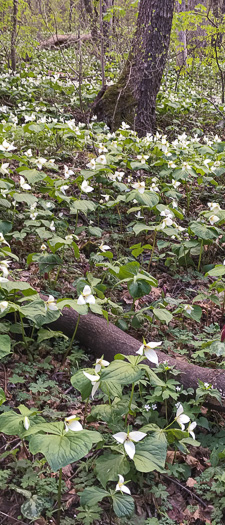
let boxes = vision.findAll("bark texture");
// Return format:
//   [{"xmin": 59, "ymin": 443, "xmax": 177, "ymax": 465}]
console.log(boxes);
[
  {"xmin": 47, "ymin": 306, "xmax": 225, "ymax": 409},
  {"xmin": 39, "ymin": 33, "xmax": 91, "ymax": 49},
  {"xmin": 93, "ymin": 0, "xmax": 175, "ymax": 136}
]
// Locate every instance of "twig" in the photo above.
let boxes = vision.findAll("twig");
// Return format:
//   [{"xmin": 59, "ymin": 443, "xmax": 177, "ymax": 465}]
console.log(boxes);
[
  {"xmin": 0, "ymin": 511, "xmax": 28, "ymax": 525},
  {"xmin": 161, "ymin": 473, "xmax": 207, "ymax": 507}
]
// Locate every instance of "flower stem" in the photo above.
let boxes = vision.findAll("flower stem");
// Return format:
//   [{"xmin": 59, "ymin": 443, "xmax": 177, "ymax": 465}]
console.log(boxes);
[
  {"xmin": 62, "ymin": 314, "xmax": 80, "ymax": 364},
  {"xmin": 197, "ymin": 240, "xmax": 203, "ymax": 272},
  {"xmin": 57, "ymin": 467, "xmax": 62, "ymax": 525},
  {"xmin": 125, "ymin": 382, "xmax": 135, "ymax": 425},
  {"xmin": 19, "ymin": 313, "xmax": 28, "ymax": 350},
  {"xmin": 148, "ymin": 231, "xmax": 156, "ymax": 271}
]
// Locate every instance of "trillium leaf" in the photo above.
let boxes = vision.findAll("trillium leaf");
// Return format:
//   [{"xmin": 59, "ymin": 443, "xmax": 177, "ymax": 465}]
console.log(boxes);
[
  {"xmin": 206, "ymin": 265, "xmax": 225, "ymax": 277},
  {"xmin": 71, "ymin": 369, "xmax": 94, "ymax": 400},
  {"xmin": 133, "ymin": 223, "xmax": 155, "ymax": 235},
  {"xmin": 79, "ymin": 487, "xmax": 108, "ymax": 507},
  {"xmin": 0, "ymin": 411, "xmax": 44, "ymax": 437},
  {"xmin": 19, "ymin": 169, "xmax": 46, "ymax": 184},
  {"xmin": 189, "ymin": 221, "xmax": 218, "ymax": 240},
  {"xmin": 13, "ymin": 192, "xmax": 37, "ymax": 205},
  {"xmin": 95, "ymin": 452, "xmax": 130, "ymax": 488},
  {"xmin": 21, "ymin": 495, "xmax": 46, "ymax": 520},
  {"xmin": 56, "ymin": 298, "xmax": 88, "ymax": 315},
  {"xmin": 0, "ymin": 334, "xmax": 11, "ymax": 359},
  {"xmin": 128, "ymin": 279, "xmax": 151, "ymax": 299},
  {"xmin": 153, "ymin": 308, "xmax": 173, "ymax": 325},
  {"xmin": 100, "ymin": 360, "xmax": 143, "ymax": 385},
  {"xmin": 28, "ymin": 429, "xmax": 101, "ymax": 472},
  {"xmin": 37, "ymin": 328, "xmax": 68, "ymax": 343},
  {"xmin": 112, "ymin": 493, "xmax": 134, "ymax": 518},
  {"xmin": 134, "ymin": 432, "xmax": 167, "ymax": 473}
]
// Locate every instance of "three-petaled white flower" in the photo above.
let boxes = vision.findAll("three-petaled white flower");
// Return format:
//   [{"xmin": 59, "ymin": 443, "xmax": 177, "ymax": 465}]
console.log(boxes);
[
  {"xmin": 99, "ymin": 243, "xmax": 111, "ymax": 252},
  {"xmin": 0, "ymin": 260, "xmax": 10, "ymax": 277},
  {"xmin": 0, "ymin": 233, "xmax": 9, "ymax": 246},
  {"xmin": 96, "ymin": 155, "xmax": 107, "ymax": 165},
  {"xmin": 161, "ymin": 217, "xmax": 173, "ymax": 228},
  {"xmin": 77, "ymin": 285, "xmax": 95, "ymax": 305},
  {"xmin": 83, "ymin": 371, "xmax": 100, "ymax": 398},
  {"xmin": 0, "ymin": 300, "xmax": 8, "ymax": 313},
  {"xmin": 209, "ymin": 215, "xmax": 220, "ymax": 225},
  {"xmin": 208, "ymin": 202, "xmax": 221, "ymax": 212},
  {"xmin": 0, "ymin": 163, "xmax": 9, "ymax": 175},
  {"xmin": 86, "ymin": 159, "xmax": 96, "ymax": 169},
  {"xmin": 60, "ymin": 185, "xmax": 69, "ymax": 195},
  {"xmin": 115, "ymin": 475, "xmax": 131, "ymax": 494},
  {"xmin": 172, "ymin": 179, "xmax": 181, "ymax": 189},
  {"xmin": 95, "ymin": 356, "xmax": 110, "ymax": 373},
  {"xmin": 183, "ymin": 304, "xmax": 193, "ymax": 315},
  {"xmin": 64, "ymin": 165, "xmax": 74, "ymax": 179},
  {"xmin": 137, "ymin": 154, "xmax": 149, "ymax": 164},
  {"xmin": 81, "ymin": 180, "xmax": 94, "ymax": 193},
  {"xmin": 175, "ymin": 403, "xmax": 190, "ymax": 431},
  {"xmin": 136, "ymin": 341, "xmax": 162, "ymax": 365},
  {"xmin": 24, "ymin": 149, "xmax": 32, "ymax": 157},
  {"xmin": 64, "ymin": 415, "xmax": 83, "ymax": 432},
  {"xmin": 132, "ymin": 181, "xmax": 145, "ymax": 194},
  {"xmin": 113, "ymin": 430, "xmax": 147, "ymax": 459},
  {"xmin": 0, "ymin": 139, "xmax": 16, "ymax": 152},
  {"xmin": 36, "ymin": 157, "xmax": 47, "ymax": 170},
  {"xmin": 20, "ymin": 176, "xmax": 31, "ymax": 191},
  {"xmin": 45, "ymin": 295, "xmax": 58, "ymax": 312}
]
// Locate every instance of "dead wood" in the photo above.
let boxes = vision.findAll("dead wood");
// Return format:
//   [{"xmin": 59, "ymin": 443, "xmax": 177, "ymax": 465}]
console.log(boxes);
[
  {"xmin": 39, "ymin": 33, "xmax": 92, "ymax": 49},
  {"xmin": 46, "ymin": 304, "xmax": 225, "ymax": 408}
]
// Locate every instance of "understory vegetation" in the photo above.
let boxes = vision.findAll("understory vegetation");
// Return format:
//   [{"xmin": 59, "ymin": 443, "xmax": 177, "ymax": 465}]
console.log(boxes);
[{"xmin": 1, "ymin": 16, "xmax": 225, "ymax": 525}]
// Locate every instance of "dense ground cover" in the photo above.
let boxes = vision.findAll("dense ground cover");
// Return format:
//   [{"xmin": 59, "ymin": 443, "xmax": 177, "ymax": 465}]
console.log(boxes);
[{"xmin": 1, "ymin": 49, "xmax": 225, "ymax": 525}]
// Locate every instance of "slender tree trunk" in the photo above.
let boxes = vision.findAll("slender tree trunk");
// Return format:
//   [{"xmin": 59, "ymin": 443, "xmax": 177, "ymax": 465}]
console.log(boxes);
[
  {"xmin": 69, "ymin": 0, "xmax": 74, "ymax": 31},
  {"xmin": 176, "ymin": 0, "xmax": 188, "ymax": 68},
  {"xmin": 93, "ymin": 0, "xmax": 175, "ymax": 136},
  {"xmin": 82, "ymin": 0, "xmax": 99, "ymax": 42},
  {"xmin": 11, "ymin": 0, "xmax": 18, "ymax": 72}
]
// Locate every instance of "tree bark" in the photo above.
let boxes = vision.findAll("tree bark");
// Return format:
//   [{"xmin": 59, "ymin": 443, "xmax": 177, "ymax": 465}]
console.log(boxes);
[
  {"xmin": 11, "ymin": 0, "xmax": 18, "ymax": 72},
  {"xmin": 93, "ymin": 0, "xmax": 175, "ymax": 136},
  {"xmin": 47, "ymin": 306, "xmax": 225, "ymax": 409},
  {"xmin": 176, "ymin": 0, "xmax": 188, "ymax": 68}
]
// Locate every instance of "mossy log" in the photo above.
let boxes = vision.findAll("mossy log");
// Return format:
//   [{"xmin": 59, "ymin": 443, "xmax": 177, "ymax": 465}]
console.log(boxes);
[
  {"xmin": 39, "ymin": 33, "xmax": 91, "ymax": 49},
  {"xmin": 46, "ymin": 304, "xmax": 225, "ymax": 410}
]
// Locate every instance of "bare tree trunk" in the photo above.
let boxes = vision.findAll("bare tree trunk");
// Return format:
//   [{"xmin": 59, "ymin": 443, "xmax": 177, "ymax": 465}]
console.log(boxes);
[
  {"xmin": 69, "ymin": 0, "xmax": 74, "ymax": 31},
  {"xmin": 176, "ymin": 0, "xmax": 188, "ymax": 68},
  {"xmin": 93, "ymin": 0, "xmax": 175, "ymax": 136},
  {"xmin": 11, "ymin": 0, "xmax": 18, "ymax": 72},
  {"xmin": 82, "ymin": 0, "xmax": 99, "ymax": 42}
]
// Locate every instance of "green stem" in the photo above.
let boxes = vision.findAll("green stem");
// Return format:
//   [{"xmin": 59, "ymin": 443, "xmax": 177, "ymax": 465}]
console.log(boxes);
[
  {"xmin": 57, "ymin": 467, "xmax": 62, "ymax": 525},
  {"xmin": 19, "ymin": 313, "xmax": 28, "ymax": 350},
  {"xmin": 125, "ymin": 382, "xmax": 135, "ymax": 425},
  {"xmin": 197, "ymin": 240, "xmax": 203, "ymax": 272},
  {"xmin": 83, "ymin": 398, "xmax": 89, "ymax": 426},
  {"xmin": 62, "ymin": 314, "xmax": 80, "ymax": 364},
  {"xmin": 148, "ymin": 231, "xmax": 157, "ymax": 271},
  {"xmin": 53, "ymin": 265, "xmax": 62, "ymax": 287}
]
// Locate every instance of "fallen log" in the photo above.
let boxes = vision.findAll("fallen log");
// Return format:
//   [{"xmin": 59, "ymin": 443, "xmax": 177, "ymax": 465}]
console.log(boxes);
[
  {"xmin": 47, "ymin": 306, "xmax": 225, "ymax": 408},
  {"xmin": 39, "ymin": 33, "xmax": 92, "ymax": 49}
]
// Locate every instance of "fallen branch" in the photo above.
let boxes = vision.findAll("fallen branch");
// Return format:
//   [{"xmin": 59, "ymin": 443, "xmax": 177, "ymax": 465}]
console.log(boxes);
[
  {"xmin": 47, "ymin": 306, "xmax": 225, "ymax": 408},
  {"xmin": 39, "ymin": 33, "xmax": 92, "ymax": 49}
]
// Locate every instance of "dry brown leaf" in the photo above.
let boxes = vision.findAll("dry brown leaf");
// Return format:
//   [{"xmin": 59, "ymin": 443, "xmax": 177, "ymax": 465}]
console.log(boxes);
[{"xmin": 186, "ymin": 477, "xmax": 197, "ymax": 487}]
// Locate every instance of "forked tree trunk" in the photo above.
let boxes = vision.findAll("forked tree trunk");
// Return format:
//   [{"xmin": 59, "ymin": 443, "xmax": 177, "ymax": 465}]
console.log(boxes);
[{"xmin": 93, "ymin": 0, "xmax": 175, "ymax": 136}]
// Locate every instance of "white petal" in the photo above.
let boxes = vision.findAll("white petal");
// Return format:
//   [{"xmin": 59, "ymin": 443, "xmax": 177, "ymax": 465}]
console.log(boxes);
[
  {"xmin": 95, "ymin": 363, "xmax": 101, "ymax": 373},
  {"xmin": 129, "ymin": 431, "xmax": 147, "ymax": 442},
  {"xmin": 67, "ymin": 420, "xmax": 83, "ymax": 431},
  {"xmin": 176, "ymin": 404, "xmax": 184, "ymax": 418},
  {"xmin": 124, "ymin": 439, "xmax": 135, "ymax": 459},
  {"xmin": 113, "ymin": 432, "xmax": 127, "ymax": 444},
  {"xmin": 91, "ymin": 381, "xmax": 100, "ymax": 398},
  {"xmin": 145, "ymin": 348, "xmax": 158, "ymax": 365},
  {"xmin": 146, "ymin": 341, "xmax": 162, "ymax": 349},
  {"xmin": 101, "ymin": 359, "xmax": 110, "ymax": 367},
  {"xmin": 83, "ymin": 371, "xmax": 100, "ymax": 382},
  {"xmin": 77, "ymin": 295, "xmax": 86, "ymax": 305},
  {"xmin": 48, "ymin": 303, "xmax": 58, "ymax": 311},
  {"xmin": 85, "ymin": 294, "xmax": 95, "ymax": 304},
  {"xmin": 82, "ymin": 285, "xmax": 92, "ymax": 296},
  {"xmin": 178, "ymin": 414, "xmax": 190, "ymax": 425},
  {"xmin": 118, "ymin": 474, "xmax": 124, "ymax": 484},
  {"xmin": 121, "ymin": 485, "xmax": 131, "ymax": 495},
  {"xmin": 136, "ymin": 344, "xmax": 144, "ymax": 355}
]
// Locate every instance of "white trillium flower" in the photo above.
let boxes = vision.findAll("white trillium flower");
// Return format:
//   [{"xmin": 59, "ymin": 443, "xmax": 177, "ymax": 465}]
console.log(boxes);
[
  {"xmin": 64, "ymin": 165, "xmax": 74, "ymax": 179},
  {"xmin": 137, "ymin": 154, "xmax": 149, "ymax": 164},
  {"xmin": 0, "ymin": 163, "xmax": 9, "ymax": 175},
  {"xmin": 115, "ymin": 475, "xmax": 131, "ymax": 495},
  {"xmin": 36, "ymin": 157, "xmax": 47, "ymax": 170},
  {"xmin": 41, "ymin": 243, "xmax": 47, "ymax": 251},
  {"xmin": 132, "ymin": 181, "xmax": 145, "ymax": 194},
  {"xmin": 45, "ymin": 295, "xmax": 58, "ymax": 312},
  {"xmin": 60, "ymin": 185, "xmax": 69, "ymax": 195},
  {"xmin": 0, "ymin": 300, "xmax": 8, "ymax": 313},
  {"xmin": 207, "ymin": 202, "xmax": 221, "ymax": 212},
  {"xmin": 188, "ymin": 421, "xmax": 197, "ymax": 439},
  {"xmin": 209, "ymin": 215, "xmax": 220, "ymax": 225},
  {"xmin": 24, "ymin": 149, "xmax": 32, "ymax": 157},
  {"xmin": 161, "ymin": 217, "xmax": 173, "ymax": 228},
  {"xmin": 64, "ymin": 415, "xmax": 83, "ymax": 432},
  {"xmin": 86, "ymin": 159, "xmax": 96, "ymax": 169},
  {"xmin": 77, "ymin": 285, "xmax": 95, "ymax": 305},
  {"xmin": 0, "ymin": 260, "xmax": 10, "ymax": 277},
  {"xmin": 168, "ymin": 161, "xmax": 176, "ymax": 168},
  {"xmin": 30, "ymin": 202, "xmax": 37, "ymax": 210},
  {"xmin": 172, "ymin": 179, "xmax": 181, "ymax": 189},
  {"xmin": 30, "ymin": 211, "xmax": 38, "ymax": 220},
  {"xmin": 182, "ymin": 162, "xmax": 191, "ymax": 171},
  {"xmin": 20, "ymin": 176, "xmax": 31, "ymax": 191},
  {"xmin": 24, "ymin": 416, "xmax": 30, "ymax": 430},
  {"xmin": 136, "ymin": 341, "xmax": 162, "ymax": 365},
  {"xmin": 113, "ymin": 430, "xmax": 147, "ymax": 460},
  {"xmin": 96, "ymin": 154, "xmax": 107, "ymax": 165},
  {"xmin": 98, "ymin": 143, "xmax": 108, "ymax": 153},
  {"xmin": 160, "ymin": 209, "xmax": 173, "ymax": 218},
  {"xmin": 83, "ymin": 371, "xmax": 100, "ymax": 398},
  {"xmin": 50, "ymin": 221, "xmax": 55, "ymax": 231},
  {"xmin": 0, "ymin": 139, "xmax": 16, "ymax": 152},
  {"xmin": 183, "ymin": 304, "xmax": 193, "ymax": 315},
  {"xmin": 99, "ymin": 243, "xmax": 111, "ymax": 252},
  {"xmin": 81, "ymin": 180, "xmax": 94, "ymax": 193},
  {"xmin": 0, "ymin": 233, "xmax": 9, "ymax": 246},
  {"xmin": 175, "ymin": 403, "xmax": 190, "ymax": 431},
  {"xmin": 95, "ymin": 356, "xmax": 110, "ymax": 373},
  {"xmin": 150, "ymin": 182, "xmax": 159, "ymax": 192}
]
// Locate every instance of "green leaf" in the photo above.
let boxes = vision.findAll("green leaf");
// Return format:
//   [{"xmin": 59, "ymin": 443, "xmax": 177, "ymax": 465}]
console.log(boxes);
[
  {"xmin": 0, "ymin": 220, "xmax": 12, "ymax": 235},
  {"xmin": 19, "ymin": 169, "xmax": 46, "ymax": 184},
  {"xmin": 71, "ymin": 369, "xmax": 93, "ymax": 400},
  {"xmin": 133, "ymin": 223, "xmax": 155, "ymax": 235},
  {"xmin": 0, "ymin": 334, "xmax": 11, "ymax": 359},
  {"xmin": 153, "ymin": 308, "xmax": 173, "ymax": 325},
  {"xmin": 189, "ymin": 221, "xmax": 218, "ymax": 240},
  {"xmin": 112, "ymin": 493, "xmax": 134, "ymax": 518},
  {"xmin": 128, "ymin": 279, "xmax": 151, "ymax": 299},
  {"xmin": 0, "ymin": 387, "xmax": 6, "ymax": 406},
  {"xmin": 37, "ymin": 254, "xmax": 63, "ymax": 274},
  {"xmin": 13, "ymin": 192, "xmax": 37, "ymax": 205},
  {"xmin": 28, "ymin": 428, "xmax": 101, "ymax": 471},
  {"xmin": 206, "ymin": 265, "xmax": 225, "ymax": 277},
  {"xmin": 79, "ymin": 487, "xmax": 108, "ymax": 507},
  {"xmin": 95, "ymin": 453, "xmax": 130, "ymax": 488},
  {"xmin": 134, "ymin": 432, "xmax": 167, "ymax": 472},
  {"xmin": 0, "ymin": 410, "xmax": 44, "ymax": 437},
  {"xmin": 37, "ymin": 328, "xmax": 68, "ymax": 344},
  {"xmin": 101, "ymin": 360, "xmax": 142, "ymax": 385},
  {"xmin": 21, "ymin": 495, "xmax": 46, "ymax": 520}
]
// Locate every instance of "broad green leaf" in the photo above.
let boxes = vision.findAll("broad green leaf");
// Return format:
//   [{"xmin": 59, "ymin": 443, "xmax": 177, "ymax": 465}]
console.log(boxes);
[
  {"xmin": 13, "ymin": 192, "xmax": 37, "ymax": 205},
  {"xmin": 133, "ymin": 223, "xmax": 155, "ymax": 235},
  {"xmin": 71, "ymin": 369, "xmax": 93, "ymax": 400},
  {"xmin": 207, "ymin": 341, "xmax": 225, "ymax": 356},
  {"xmin": 21, "ymin": 495, "xmax": 46, "ymax": 520},
  {"xmin": 134, "ymin": 432, "xmax": 167, "ymax": 472},
  {"xmin": 0, "ymin": 387, "xmax": 6, "ymax": 406},
  {"xmin": 128, "ymin": 279, "xmax": 151, "ymax": 299},
  {"xmin": 0, "ymin": 334, "xmax": 11, "ymax": 359},
  {"xmin": 95, "ymin": 453, "xmax": 130, "ymax": 488},
  {"xmin": 101, "ymin": 360, "xmax": 143, "ymax": 385},
  {"xmin": 57, "ymin": 299, "xmax": 88, "ymax": 315},
  {"xmin": 0, "ymin": 410, "xmax": 44, "ymax": 437},
  {"xmin": 19, "ymin": 169, "xmax": 46, "ymax": 184},
  {"xmin": 0, "ymin": 281, "xmax": 37, "ymax": 295},
  {"xmin": 37, "ymin": 328, "xmax": 68, "ymax": 343},
  {"xmin": 189, "ymin": 221, "xmax": 218, "ymax": 240},
  {"xmin": 0, "ymin": 220, "xmax": 12, "ymax": 235},
  {"xmin": 112, "ymin": 493, "xmax": 134, "ymax": 518},
  {"xmin": 79, "ymin": 487, "xmax": 108, "ymax": 507},
  {"xmin": 153, "ymin": 308, "xmax": 173, "ymax": 325},
  {"xmin": 28, "ymin": 429, "xmax": 101, "ymax": 471},
  {"xmin": 206, "ymin": 265, "xmax": 225, "ymax": 277}
]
